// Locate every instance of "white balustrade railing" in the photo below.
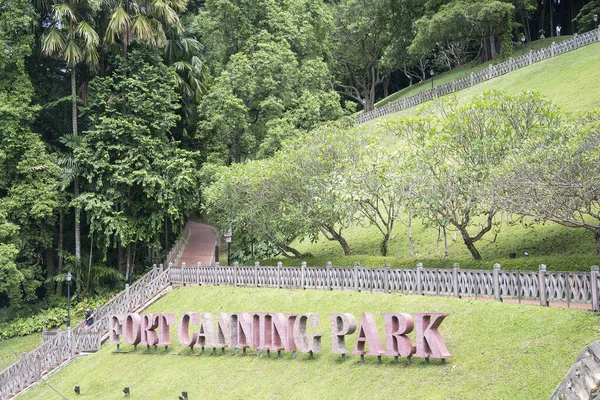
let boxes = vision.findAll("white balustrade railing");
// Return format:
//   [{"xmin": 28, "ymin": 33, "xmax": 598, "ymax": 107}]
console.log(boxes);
[{"xmin": 357, "ymin": 28, "xmax": 600, "ymax": 124}]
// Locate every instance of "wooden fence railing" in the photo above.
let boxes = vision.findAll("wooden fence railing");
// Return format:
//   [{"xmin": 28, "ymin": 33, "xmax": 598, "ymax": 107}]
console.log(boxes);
[
  {"xmin": 169, "ymin": 261, "xmax": 600, "ymax": 311},
  {"xmin": 356, "ymin": 28, "xmax": 600, "ymax": 124},
  {"xmin": 0, "ymin": 222, "xmax": 190, "ymax": 399},
  {"xmin": 162, "ymin": 223, "xmax": 191, "ymax": 267}
]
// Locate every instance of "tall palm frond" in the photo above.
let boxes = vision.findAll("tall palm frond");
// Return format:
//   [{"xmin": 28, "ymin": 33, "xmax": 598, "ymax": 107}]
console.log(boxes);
[
  {"xmin": 42, "ymin": 29, "xmax": 66, "ymax": 56},
  {"xmin": 105, "ymin": 6, "xmax": 131, "ymax": 44}
]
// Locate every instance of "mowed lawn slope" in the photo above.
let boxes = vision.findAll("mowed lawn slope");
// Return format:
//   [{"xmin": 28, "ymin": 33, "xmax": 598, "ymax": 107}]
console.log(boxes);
[
  {"xmin": 20, "ymin": 286, "xmax": 600, "ymax": 400},
  {"xmin": 374, "ymin": 42, "xmax": 600, "ymax": 120}
]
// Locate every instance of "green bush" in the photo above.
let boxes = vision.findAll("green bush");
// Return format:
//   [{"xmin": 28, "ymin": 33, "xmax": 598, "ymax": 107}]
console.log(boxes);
[{"xmin": 0, "ymin": 293, "xmax": 115, "ymax": 339}]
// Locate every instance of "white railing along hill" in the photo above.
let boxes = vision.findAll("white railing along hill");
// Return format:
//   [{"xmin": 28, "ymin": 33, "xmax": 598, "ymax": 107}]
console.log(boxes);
[{"xmin": 356, "ymin": 28, "xmax": 600, "ymax": 124}]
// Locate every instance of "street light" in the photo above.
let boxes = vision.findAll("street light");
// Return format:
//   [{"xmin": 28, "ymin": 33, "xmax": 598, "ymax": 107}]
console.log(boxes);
[
  {"xmin": 594, "ymin": 13, "xmax": 598, "ymax": 30},
  {"xmin": 66, "ymin": 272, "xmax": 72, "ymax": 328},
  {"xmin": 521, "ymin": 34, "xmax": 526, "ymax": 56},
  {"xmin": 430, "ymin": 69, "xmax": 434, "ymax": 90},
  {"xmin": 224, "ymin": 228, "xmax": 233, "ymax": 266}
]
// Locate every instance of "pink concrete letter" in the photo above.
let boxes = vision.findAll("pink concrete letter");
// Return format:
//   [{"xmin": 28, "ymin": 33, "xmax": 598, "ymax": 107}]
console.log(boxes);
[
  {"xmin": 231, "ymin": 313, "xmax": 254, "ymax": 349},
  {"xmin": 123, "ymin": 313, "xmax": 142, "ymax": 345},
  {"xmin": 198, "ymin": 313, "xmax": 217, "ymax": 348},
  {"xmin": 252, "ymin": 313, "xmax": 270, "ymax": 351},
  {"xmin": 412, "ymin": 313, "xmax": 452, "ymax": 359},
  {"xmin": 328, "ymin": 313, "xmax": 357, "ymax": 354},
  {"xmin": 141, "ymin": 314, "xmax": 159, "ymax": 346},
  {"xmin": 382, "ymin": 313, "xmax": 415, "ymax": 357},
  {"xmin": 177, "ymin": 312, "xmax": 200, "ymax": 348},
  {"xmin": 156, "ymin": 314, "xmax": 175, "ymax": 347},
  {"xmin": 109, "ymin": 315, "xmax": 123, "ymax": 344},
  {"xmin": 271, "ymin": 313, "xmax": 297, "ymax": 352},
  {"xmin": 293, "ymin": 313, "xmax": 322, "ymax": 353},
  {"xmin": 352, "ymin": 312, "xmax": 384, "ymax": 356},
  {"xmin": 216, "ymin": 313, "xmax": 233, "ymax": 348}
]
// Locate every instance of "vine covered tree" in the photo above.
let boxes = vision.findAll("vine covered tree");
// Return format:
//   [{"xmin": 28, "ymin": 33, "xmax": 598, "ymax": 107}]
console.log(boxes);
[
  {"xmin": 1, "ymin": 0, "xmax": 60, "ymax": 302},
  {"xmin": 42, "ymin": 0, "xmax": 100, "ymax": 264},
  {"xmin": 75, "ymin": 50, "xmax": 200, "ymax": 281}
]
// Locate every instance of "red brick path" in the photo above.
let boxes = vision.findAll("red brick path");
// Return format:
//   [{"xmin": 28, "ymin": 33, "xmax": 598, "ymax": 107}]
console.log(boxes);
[{"xmin": 178, "ymin": 222, "xmax": 219, "ymax": 266}]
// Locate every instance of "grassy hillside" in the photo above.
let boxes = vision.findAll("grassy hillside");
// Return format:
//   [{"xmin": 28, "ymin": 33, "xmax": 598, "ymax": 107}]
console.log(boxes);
[
  {"xmin": 0, "ymin": 333, "xmax": 41, "ymax": 371},
  {"xmin": 19, "ymin": 286, "xmax": 600, "ymax": 399},
  {"xmin": 252, "ymin": 42, "xmax": 600, "ymax": 271},
  {"xmin": 375, "ymin": 42, "xmax": 600, "ymax": 121}
]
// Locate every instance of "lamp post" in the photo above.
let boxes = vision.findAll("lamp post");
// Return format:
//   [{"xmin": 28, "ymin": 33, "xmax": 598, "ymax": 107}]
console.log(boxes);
[
  {"xmin": 521, "ymin": 34, "xmax": 526, "ymax": 55},
  {"xmin": 594, "ymin": 13, "xmax": 598, "ymax": 30},
  {"xmin": 224, "ymin": 228, "xmax": 232, "ymax": 266},
  {"xmin": 66, "ymin": 272, "xmax": 72, "ymax": 328},
  {"xmin": 430, "ymin": 69, "xmax": 434, "ymax": 90}
]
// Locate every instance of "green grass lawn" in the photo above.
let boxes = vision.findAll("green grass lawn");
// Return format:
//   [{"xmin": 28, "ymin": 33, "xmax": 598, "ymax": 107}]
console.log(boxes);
[
  {"xmin": 19, "ymin": 286, "xmax": 600, "ymax": 399},
  {"xmin": 0, "ymin": 333, "xmax": 42, "ymax": 371}
]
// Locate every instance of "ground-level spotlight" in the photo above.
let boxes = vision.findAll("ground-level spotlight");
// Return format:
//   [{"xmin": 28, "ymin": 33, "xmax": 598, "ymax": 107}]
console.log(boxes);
[
  {"xmin": 179, "ymin": 391, "xmax": 189, "ymax": 400},
  {"xmin": 123, "ymin": 387, "xmax": 130, "ymax": 397},
  {"xmin": 74, "ymin": 386, "xmax": 80, "ymax": 395}
]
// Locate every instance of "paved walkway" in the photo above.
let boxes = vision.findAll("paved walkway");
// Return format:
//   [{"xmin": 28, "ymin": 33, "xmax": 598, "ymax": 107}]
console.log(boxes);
[{"xmin": 178, "ymin": 222, "xmax": 219, "ymax": 266}]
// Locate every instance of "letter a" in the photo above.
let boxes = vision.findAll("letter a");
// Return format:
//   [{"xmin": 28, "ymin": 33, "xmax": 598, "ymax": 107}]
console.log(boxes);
[{"xmin": 352, "ymin": 312, "xmax": 384, "ymax": 356}]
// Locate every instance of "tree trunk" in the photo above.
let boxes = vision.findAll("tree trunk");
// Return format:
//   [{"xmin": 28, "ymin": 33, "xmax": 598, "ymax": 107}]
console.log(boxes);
[
  {"xmin": 71, "ymin": 70, "xmax": 82, "ymax": 265},
  {"xmin": 57, "ymin": 210, "xmax": 64, "ymax": 294},
  {"xmin": 127, "ymin": 243, "xmax": 133, "ymax": 285},
  {"xmin": 277, "ymin": 243, "xmax": 303, "ymax": 258},
  {"xmin": 407, "ymin": 215, "xmax": 414, "ymax": 257},
  {"xmin": 74, "ymin": 177, "xmax": 81, "ymax": 264},
  {"xmin": 383, "ymin": 74, "xmax": 390, "ymax": 98},
  {"xmin": 118, "ymin": 240, "xmax": 127, "ymax": 275},
  {"xmin": 595, "ymin": 228, "xmax": 600, "ymax": 255},
  {"xmin": 443, "ymin": 225, "xmax": 448, "ymax": 258},
  {"xmin": 380, "ymin": 232, "xmax": 390, "ymax": 256},
  {"xmin": 322, "ymin": 225, "xmax": 351, "ymax": 256},
  {"xmin": 457, "ymin": 226, "xmax": 482, "ymax": 260}
]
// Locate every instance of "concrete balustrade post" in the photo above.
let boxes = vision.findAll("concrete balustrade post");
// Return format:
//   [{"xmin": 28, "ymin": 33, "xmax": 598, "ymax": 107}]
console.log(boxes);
[
  {"xmin": 591, "ymin": 266, "xmax": 599, "ymax": 312},
  {"xmin": 326, "ymin": 261, "xmax": 332, "ymax": 291},
  {"xmin": 453, "ymin": 263, "xmax": 460, "ymax": 298},
  {"xmin": 493, "ymin": 263, "xmax": 502, "ymax": 302},
  {"xmin": 354, "ymin": 262, "xmax": 360, "ymax": 292},
  {"xmin": 301, "ymin": 261, "xmax": 307, "ymax": 290},
  {"xmin": 196, "ymin": 262, "xmax": 201, "ymax": 285},
  {"xmin": 384, "ymin": 263, "xmax": 390, "ymax": 293},
  {"xmin": 539, "ymin": 264, "xmax": 548, "ymax": 306},
  {"xmin": 254, "ymin": 262, "xmax": 259, "ymax": 287},
  {"xmin": 277, "ymin": 261, "xmax": 282, "ymax": 289},
  {"xmin": 234, "ymin": 261, "xmax": 239, "ymax": 287},
  {"xmin": 416, "ymin": 262, "xmax": 423, "ymax": 295},
  {"xmin": 214, "ymin": 262, "xmax": 219, "ymax": 285}
]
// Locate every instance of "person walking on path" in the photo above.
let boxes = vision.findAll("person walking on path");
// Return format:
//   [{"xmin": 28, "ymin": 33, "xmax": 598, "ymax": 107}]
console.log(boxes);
[
  {"xmin": 84, "ymin": 307, "xmax": 94, "ymax": 329},
  {"xmin": 556, "ymin": 24, "xmax": 561, "ymax": 36}
]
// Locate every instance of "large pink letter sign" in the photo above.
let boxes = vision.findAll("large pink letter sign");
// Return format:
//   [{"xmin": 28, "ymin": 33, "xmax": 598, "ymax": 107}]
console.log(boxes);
[{"xmin": 110, "ymin": 311, "xmax": 451, "ymax": 363}]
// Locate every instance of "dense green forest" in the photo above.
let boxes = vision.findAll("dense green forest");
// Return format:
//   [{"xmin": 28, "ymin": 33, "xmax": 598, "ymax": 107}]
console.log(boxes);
[{"xmin": 1, "ymin": 0, "xmax": 600, "ymax": 310}]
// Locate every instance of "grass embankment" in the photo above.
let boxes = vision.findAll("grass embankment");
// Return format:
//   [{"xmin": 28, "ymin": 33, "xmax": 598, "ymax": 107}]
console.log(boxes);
[
  {"xmin": 248, "ymin": 42, "xmax": 600, "ymax": 271},
  {"xmin": 19, "ymin": 286, "xmax": 600, "ymax": 399},
  {"xmin": 0, "ymin": 333, "xmax": 42, "ymax": 371},
  {"xmin": 374, "ymin": 36, "xmax": 572, "ymax": 109}
]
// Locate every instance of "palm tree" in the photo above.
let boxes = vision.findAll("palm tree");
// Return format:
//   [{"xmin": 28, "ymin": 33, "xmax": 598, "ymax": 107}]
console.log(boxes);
[
  {"xmin": 42, "ymin": 0, "xmax": 100, "ymax": 264},
  {"xmin": 163, "ymin": 15, "xmax": 206, "ymax": 135},
  {"xmin": 103, "ymin": 0, "xmax": 188, "ymax": 61}
]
